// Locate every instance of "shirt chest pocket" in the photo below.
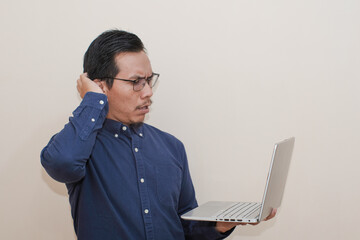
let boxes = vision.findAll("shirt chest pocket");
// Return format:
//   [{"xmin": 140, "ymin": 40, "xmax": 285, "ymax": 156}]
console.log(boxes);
[{"xmin": 156, "ymin": 165, "xmax": 182, "ymax": 207}]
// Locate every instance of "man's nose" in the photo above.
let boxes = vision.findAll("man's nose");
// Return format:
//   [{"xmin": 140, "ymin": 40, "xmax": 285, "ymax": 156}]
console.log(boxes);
[{"xmin": 141, "ymin": 81, "xmax": 153, "ymax": 99}]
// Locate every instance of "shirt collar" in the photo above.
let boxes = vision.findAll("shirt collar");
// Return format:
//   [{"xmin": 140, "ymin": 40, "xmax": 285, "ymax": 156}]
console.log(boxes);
[
  {"xmin": 103, "ymin": 118, "xmax": 144, "ymax": 137},
  {"xmin": 131, "ymin": 122, "xmax": 144, "ymax": 136}
]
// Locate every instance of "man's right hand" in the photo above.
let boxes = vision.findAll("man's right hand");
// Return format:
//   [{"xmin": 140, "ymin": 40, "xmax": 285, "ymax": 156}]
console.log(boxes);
[{"xmin": 77, "ymin": 73, "xmax": 105, "ymax": 99}]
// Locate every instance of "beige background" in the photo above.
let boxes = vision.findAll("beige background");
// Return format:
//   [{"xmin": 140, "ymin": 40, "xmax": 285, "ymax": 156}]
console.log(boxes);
[{"xmin": 1, "ymin": 0, "xmax": 359, "ymax": 239}]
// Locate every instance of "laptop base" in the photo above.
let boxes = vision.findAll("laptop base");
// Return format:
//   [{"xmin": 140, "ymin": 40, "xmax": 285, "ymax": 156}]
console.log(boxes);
[{"xmin": 181, "ymin": 201, "xmax": 261, "ymax": 223}]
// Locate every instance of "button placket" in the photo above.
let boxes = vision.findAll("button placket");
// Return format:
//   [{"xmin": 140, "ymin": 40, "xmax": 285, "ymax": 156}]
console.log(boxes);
[{"xmin": 131, "ymin": 134, "xmax": 154, "ymax": 238}]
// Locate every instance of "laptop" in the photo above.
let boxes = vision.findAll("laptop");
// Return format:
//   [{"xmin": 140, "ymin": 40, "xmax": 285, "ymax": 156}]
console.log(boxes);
[{"xmin": 181, "ymin": 137, "xmax": 295, "ymax": 223}]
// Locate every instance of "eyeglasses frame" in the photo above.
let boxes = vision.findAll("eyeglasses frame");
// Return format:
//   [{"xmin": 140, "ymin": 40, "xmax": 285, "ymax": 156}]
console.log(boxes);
[{"xmin": 99, "ymin": 73, "xmax": 160, "ymax": 92}]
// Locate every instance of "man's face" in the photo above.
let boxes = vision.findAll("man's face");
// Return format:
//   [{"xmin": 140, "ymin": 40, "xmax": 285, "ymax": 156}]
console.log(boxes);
[{"xmin": 102, "ymin": 51, "xmax": 153, "ymax": 125}]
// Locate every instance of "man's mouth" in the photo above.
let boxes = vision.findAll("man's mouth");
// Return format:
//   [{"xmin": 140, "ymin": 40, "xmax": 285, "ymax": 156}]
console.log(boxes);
[
  {"xmin": 137, "ymin": 105, "xmax": 149, "ymax": 110},
  {"xmin": 136, "ymin": 100, "xmax": 152, "ymax": 111}
]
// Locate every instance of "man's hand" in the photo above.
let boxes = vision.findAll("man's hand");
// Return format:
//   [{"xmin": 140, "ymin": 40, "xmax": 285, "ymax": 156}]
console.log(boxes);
[
  {"xmin": 77, "ymin": 73, "xmax": 105, "ymax": 99},
  {"xmin": 215, "ymin": 208, "xmax": 277, "ymax": 233}
]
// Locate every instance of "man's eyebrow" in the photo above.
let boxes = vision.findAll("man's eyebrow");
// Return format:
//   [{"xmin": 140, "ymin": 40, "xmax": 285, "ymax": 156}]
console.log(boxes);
[{"xmin": 129, "ymin": 74, "xmax": 145, "ymax": 80}]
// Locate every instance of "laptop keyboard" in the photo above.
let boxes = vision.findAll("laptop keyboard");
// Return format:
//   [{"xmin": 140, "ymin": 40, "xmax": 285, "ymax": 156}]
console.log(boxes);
[{"xmin": 215, "ymin": 202, "xmax": 261, "ymax": 221}]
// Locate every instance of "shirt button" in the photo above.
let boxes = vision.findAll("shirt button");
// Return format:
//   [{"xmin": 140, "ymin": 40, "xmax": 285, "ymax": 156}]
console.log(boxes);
[
  {"xmin": 140, "ymin": 178, "xmax": 145, "ymax": 183},
  {"xmin": 139, "ymin": 133, "xmax": 143, "ymax": 137},
  {"xmin": 122, "ymin": 126, "xmax": 127, "ymax": 131},
  {"xmin": 134, "ymin": 148, "xmax": 139, "ymax": 152},
  {"xmin": 99, "ymin": 100, "xmax": 104, "ymax": 105},
  {"xmin": 114, "ymin": 134, "xmax": 118, "ymax": 138},
  {"xmin": 144, "ymin": 209, "xmax": 149, "ymax": 214},
  {"xmin": 91, "ymin": 118, "xmax": 95, "ymax": 122}
]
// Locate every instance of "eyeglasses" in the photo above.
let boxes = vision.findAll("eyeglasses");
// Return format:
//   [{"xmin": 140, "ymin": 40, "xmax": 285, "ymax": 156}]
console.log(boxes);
[{"xmin": 100, "ymin": 73, "xmax": 160, "ymax": 92}]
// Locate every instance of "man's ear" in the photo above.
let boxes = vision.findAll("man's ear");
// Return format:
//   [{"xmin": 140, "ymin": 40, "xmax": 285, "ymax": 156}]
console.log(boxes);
[{"xmin": 94, "ymin": 79, "xmax": 109, "ymax": 95}]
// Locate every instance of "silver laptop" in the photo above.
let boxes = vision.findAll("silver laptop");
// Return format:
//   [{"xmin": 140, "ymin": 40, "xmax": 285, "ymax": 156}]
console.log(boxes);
[{"xmin": 181, "ymin": 137, "xmax": 295, "ymax": 223}]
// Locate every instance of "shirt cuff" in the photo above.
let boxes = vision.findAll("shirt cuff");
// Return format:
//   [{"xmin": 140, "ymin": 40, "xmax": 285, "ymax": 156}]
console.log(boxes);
[
  {"xmin": 81, "ymin": 92, "xmax": 108, "ymax": 110},
  {"xmin": 71, "ymin": 92, "xmax": 109, "ymax": 140},
  {"xmin": 215, "ymin": 225, "xmax": 236, "ymax": 238},
  {"xmin": 210, "ymin": 222, "xmax": 235, "ymax": 239}
]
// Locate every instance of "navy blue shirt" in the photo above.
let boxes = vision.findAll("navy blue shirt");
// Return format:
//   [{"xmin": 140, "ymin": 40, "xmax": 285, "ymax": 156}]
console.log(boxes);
[{"xmin": 41, "ymin": 92, "xmax": 233, "ymax": 240}]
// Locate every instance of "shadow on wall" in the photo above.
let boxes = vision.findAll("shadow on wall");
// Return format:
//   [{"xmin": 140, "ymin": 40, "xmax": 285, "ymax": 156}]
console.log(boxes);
[{"xmin": 41, "ymin": 168, "xmax": 68, "ymax": 196}]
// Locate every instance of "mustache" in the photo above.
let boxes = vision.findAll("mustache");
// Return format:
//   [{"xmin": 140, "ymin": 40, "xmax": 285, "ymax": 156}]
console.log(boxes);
[{"xmin": 136, "ymin": 99, "xmax": 153, "ymax": 109}]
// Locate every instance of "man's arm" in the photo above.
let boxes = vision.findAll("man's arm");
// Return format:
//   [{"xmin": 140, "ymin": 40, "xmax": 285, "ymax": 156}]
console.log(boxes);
[
  {"xmin": 177, "ymin": 142, "xmax": 235, "ymax": 240},
  {"xmin": 41, "ymin": 74, "xmax": 107, "ymax": 183}
]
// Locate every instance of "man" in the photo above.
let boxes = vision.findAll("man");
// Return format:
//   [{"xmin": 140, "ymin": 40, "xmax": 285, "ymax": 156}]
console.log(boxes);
[{"xmin": 41, "ymin": 30, "xmax": 275, "ymax": 240}]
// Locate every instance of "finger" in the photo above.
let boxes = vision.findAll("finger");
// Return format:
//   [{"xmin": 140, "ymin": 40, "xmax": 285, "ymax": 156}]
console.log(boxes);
[
  {"xmin": 264, "ymin": 209, "xmax": 277, "ymax": 221},
  {"xmin": 77, "ymin": 78, "xmax": 81, "ymax": 90},
  {"xmin": 269, "ymin": 209, "xmax": 277, "ymax": 218},
  {"xmin": 81, "ymin": 72, "xmax": 91, "ymax": 82},
  {"xmin": 77, "ymin": 76, "xmax": 84, "ymax": 96}
]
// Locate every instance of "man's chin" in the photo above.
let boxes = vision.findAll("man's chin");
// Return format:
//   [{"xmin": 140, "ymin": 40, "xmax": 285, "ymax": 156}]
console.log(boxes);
[
  {"xmin": 130, "ymin": 122, "xmax": 144, "ymax": 128},
  {"xmin": 129, "ymin": 117, "xmax": 146, "ymax": 127}
]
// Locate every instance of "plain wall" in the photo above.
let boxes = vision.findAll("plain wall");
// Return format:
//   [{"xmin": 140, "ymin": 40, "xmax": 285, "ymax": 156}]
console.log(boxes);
[{"xmin": 1, "ymin": 0, "xmax": 359, "ymax": 239}]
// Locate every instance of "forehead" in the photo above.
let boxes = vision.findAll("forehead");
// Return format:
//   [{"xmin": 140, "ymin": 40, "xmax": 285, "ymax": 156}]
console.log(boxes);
[{"xmin": 114, "ymin": 51, "xmax": 152, "ymax": 77}]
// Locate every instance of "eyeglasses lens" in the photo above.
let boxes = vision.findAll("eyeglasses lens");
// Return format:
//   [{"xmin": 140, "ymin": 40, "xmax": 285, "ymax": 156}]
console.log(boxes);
[{"xmin": 133, "ymin": 75, "xmax": 157, "ymax": 91}]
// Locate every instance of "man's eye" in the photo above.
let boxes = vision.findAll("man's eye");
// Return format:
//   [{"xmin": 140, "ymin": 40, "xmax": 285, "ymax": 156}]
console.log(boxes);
[{"xmin": 134, "ymin": 78, "xmax": 146, "ymax": 85}]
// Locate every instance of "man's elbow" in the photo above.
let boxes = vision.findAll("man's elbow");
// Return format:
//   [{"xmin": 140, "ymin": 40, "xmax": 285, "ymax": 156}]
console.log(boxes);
[{"xmin": 40, "ymin": 148, "xmax": 86, "ymax": 183}]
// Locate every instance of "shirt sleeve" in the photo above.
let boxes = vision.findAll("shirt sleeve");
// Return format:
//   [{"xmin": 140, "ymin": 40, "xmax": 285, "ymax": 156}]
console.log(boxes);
[
  {"xmin": 40, "ymin": 92, "xmax": 108, "ymax": 183},
  {"xmin": 177, "ymin": 142, "xmax": 235, "ymax": 240}
]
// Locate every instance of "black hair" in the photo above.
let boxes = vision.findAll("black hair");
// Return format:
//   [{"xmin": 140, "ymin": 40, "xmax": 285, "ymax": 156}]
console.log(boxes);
[{"xmin": 83, "ymin": 29, "xmax": 145, "ymax": 88}]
